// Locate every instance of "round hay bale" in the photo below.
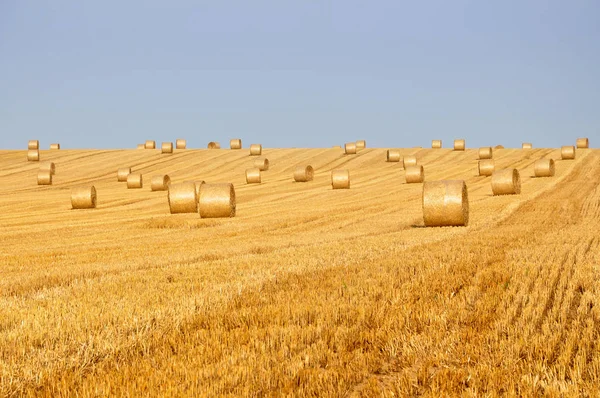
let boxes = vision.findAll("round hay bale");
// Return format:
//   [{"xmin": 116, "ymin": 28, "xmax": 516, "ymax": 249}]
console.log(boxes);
[
  {"xmin": 495, "ymin": 145, "xmax": 504, "ymax": 149},
  {"xmin": 208, "ymin": 141, "xmax": 221, "ymax": 149},
  {"xmin": 453, "ymin": 139, "xmax": 465, "ymax": 151},
  {"xmin": 50, "ymin": 143, "xmax": 60, "ymax": 150},
  {"xmin": 356, "ymin": 140, "xmax": 366, "ymax": 150},
  {"xmin": 405, "ymin": 165, "xmax": 424, "ymax": 183},
  {"xmin": 561, "ymin": 146, "xmax": 575, "ymax": 160},
  {"xmin": 478, "ymin": 159, "xmax": 495, "ymax": 176},
  {"xmin": 28, "ymin": 140, "xmax": 39, "ymax": 150},
  {"xmin": 184, "ymin": 180, "xmax": 206, "ymax": 198},
  {"xmin": 151, "ymin": 175, "xmax": 171, "ymax": 191},
  {"xmin": 249, "ymin": 144, "xmax": 262, "ymax": 156},
  {"xmin": 199, "ymin": 183, "xmax": 236, "ymax": 218},
  {"xmin": 534, "ymin": 159, "xmax": 555, "ymax": 177},
  {"xmin": 127, "ymin": 173, "xmax": 143, "ymax": 189},
  {"xmin": 344, "ymin": 142, "xmax": 357, "ymax": 155},
  {"xmin": 403, "ymin": 155, "xmax": 417, "ymax": 167},
  {"xmin": 576, "ymin": 138, "xmax": 589, "ymax": 149},
  {"xmin": 37, "ymin": 170, "xmax": 52, "ymax": 185},
  {"xmin": 27, "ymin": 150, "xmax": 39, "ymax": 162},
  {"xmin": 331, "ymin": 170, "xmax": 350, "ymax": 189},
  {"xmin": 478, "ymin": 147, "xmax": 493, "ymax": 159},
  {"xmin": 176, "ymin": 139, "xmax": 187, "ymax": 149},
  {"xmin": 168, "ymin": 182, "xmax": 197, "ymax": 213},
  {"xmin": 117, "ymin": 167, "xmax": 131, "ymax": 182},
  {"xmin": 137, "ymin": 144, "xmax": 145, "ymax": 149},
  {"xmin": 386, "ymin": 150, "xmax": 401, "ymax": 162},
  {"xmin": 71, "ymin": 186, "xmax": 97, "ymax": 209},
  {"xmin": 145, "ymin": 140, "xmax": 156, "ymax": 149},
  {"xmin": 294, "ymin": 165, "xmax": 314, "ymax": 182},
  {"xmin": 230, "ymin": 138, "xmax": 242, "ymax": 149},
  {"xmin": 491, "ymin": 169, "xmax": 521, "ymax": 195},
  {"xmin": 422, "ymin": 180, "xmax": 469, "ymax": 227},
  {"xmin": 431, "ymin": 140, "xmax": 442, "ymax": 149},
  {"xmin": 253, "ymin": 158, "xmax": 269, "ymax": 171},
  {"xmin": 40, "ymin": 162, "xmax": 55, "ymax": 175},
  {"xmin": 522, "ymin": 143, "xmax": 532, "ymax": 149},
  {"xmin": 246, "ymin": 168, "xmax": 261, "ymax": 184},
  {"xmin": 161, "ymin": 142, "xmax": 173, "ymax": 154}
]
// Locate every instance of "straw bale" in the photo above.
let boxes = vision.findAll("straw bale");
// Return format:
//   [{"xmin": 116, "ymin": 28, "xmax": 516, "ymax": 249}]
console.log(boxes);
[
  {"xmin": 198, "ymin": 183, "xmax": 236, "ymax": 218},
  {"xmin": 28, "ymin": 140, "xmax": 39, "ymax": 150},
  {"xmin": 50, "ymin": 143, "xmax": 60, "ymax": 150},
  {"xmin": 254, "ymin": 158, "xmax": 269, "ymax": 171},
  {"xmin": 71, "ymin": 186, "xmax": 97, "ymax": 209},
  {"xmin": 431, "ymin": 140, "xmax": 442, "ymax": 149},
  {"xmin": 161, "ymin": 142, "xmax": 173, "ymax": 154},
  {"xmin": 294, "ymin": 165, "xmax": 314, "ymax": 182},
  {"xmin": 176, "ymin": 139, "xmax": 187, "ymax": 149},
  {"xmin": 478, "ymin": 147, "xmax": 493, "ymax": 159},
  {"xmin": 246, "ymin": 168, "xmax": 261, "ymax": 184},
  {"xmin": 151, "ymin": 175, "xmax": 171, "ymax": 191},
  {"xmin": 145, "ymin": 140, "xmax": 156, "ymax": 149},
  {"xmin": 117, "ymin": 167, "xmax": 131, "ymax": 182},
  {"xmin": 478, "ymin": 159, "xmax": 495, "ymax": 176},
  {"xmin": 491, "ymin": 169, "xmax": 521, "ymax": 195},
  {"xmin": 405, "ymin": 165, "xmax": 424, "ymax": 183},
  {"xmin": 27, "ymin": 150, "xmax": 39, "ymax": 161},
  {"xmin": 534, "ymin": 159, "xmax": 555, "ymax": 177},
  {"xmin": 249, "ymin": 144, "xmax": 262, "ymax": 156},
  {"xmin": 344, "ymin": 142, "xmax": 357, "ymax": 154},
  {"xmin": 576, "ymin": 138, "xmax": 589, "ymax": 149},
  {"xmin": 137, "ymin": 144, "xmax": 145, "ymax": 149},
  {"xmin": 37, "ymin": 170, "xmax": 52, "ymax": 185},
  {"xmin": 208, "ymin": 141, "xmax": 221, "ymax": 149},
  {"xmin": 230, "ymin": 139, "xmax": 242, "ymax": 149},
  {"xmin": 168, "ymin": 182, "xmax": 198, "ymax": 213},
  {"xmin": 422, "ymin": 180, "xmax": 469, "ymax": 227},
  {"xmin": 356, "ymin": 140, "xmax": 366, "ymax": 150},
  {"xmin": 331, "ymin": 170, "xmax": 350, "ymax": 189},
  {"xmin": 454, "ymin": 139, "xmax": 465, "ymax": 151},
  {"xmin": 561, "ymin": 146, "xmax": 575, "ymax": 160},
  {"xmin": 386, "ymin": 150, "xmax": 401, "ymax": 162},
  {"xmin": 495, "ymin": 145, "xmax": 504, "ymax": 149},
  {"xmin": 522, "ymin": 143, "xmax": 532, "ymax": 149},
  {"xmin": 127, "ymin": 173, "xmax": 143, "ymax": 189},
  {"xmin": 40, "ymin": 162, "xmax": 55, "ymax": 175},
  {"xmin": 403, "ymin": 155, "xmax": 417, "ymax": 167}
]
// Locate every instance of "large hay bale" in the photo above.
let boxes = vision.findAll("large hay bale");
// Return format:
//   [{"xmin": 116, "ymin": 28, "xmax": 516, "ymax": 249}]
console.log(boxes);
[
  {"xmin": 576, "ymin": 138, "xmax": 589, "ymax": 149},
  {"xmin": 50, "ymin": 143, "xmax": 60, "ymax": 150},
  {"xmin": 137, "ymin": 144, "xmax": 145, "ymax": 149},
  {"xmin": 117, "ymin": 167, "xmax": 131, "ymax": 182},
  {"xmin": 168, "ymin": 182, "xmax": 197, "ymax": 213},
  {"xmin": 561, "ymin": 146, "xmax": 575, "ymax": 160},
  {"xmin": 246, "ymin": 168, "xmax": 261, "ymax": 184},
  {"xmin": 405, "ymin": 165, "xmax": 424, "ymax": 183},
  {"xmin": 71, "ymin": 186, "xmax": 97, "ymax": 209},
  {"xmin": 161, "ymin": 142, "xmax": 173, "ymax": 154},
  {"xmin": 294, "ymin": 165, "xmax": 314, "ymax": 182},
  {"xmin": 386, "ymin": 150, "xmax": 401, "ymax": 162},
  {"xmin": 403, "ymin": 155, "xmax": 417, "ymax": 167},
  {"xmin": 491, "ymin": 169, "xmax": 521, "ymax": 195},
  {"xmin": 249, "ymin": 144, "xmax": 262, "ymax": 156},
  {"xmin": 176, "ymin": 139, "xmax": 187, "ymax": 149},
  {"xmin": 40, "ymin": 162, "xmax": 56, "ymax": 175},
  {"xmin": 344, "ymin": 142, "xmax": 357, "ymax": 154},
  {"xmin": 478, "ymin": 159, "xmax": 495, "ymax": 176},
  {"xmin": 254, "ymin": 158, "xmax": 269, "ymax": 171},
  {"xmin": 453, "ymin": 139, "xmax": 466, "ymax": 151},
  {"xmin": 431, "ymin": 140, "xmax": 442, "ymax": 149},
  {"xmin": 127, "ymin": 173, "xmax": 143, "ymax": 189},
  {"xmin": 208, "ymin": 141, "xmax": 221, "ymax": 149},
  {"xmin": 199, "ymin": 183, "xmax": 236, "ymax": 218},
  {"xmin": 422, "ymin": 180, "xmax": 469, "ymax": 227},
  {"xmin": 183, "ymin": 180, "xmax": 206, "ymax": 199},
  {"xmin": 522, "ymin": 143, "xmax": 532, "ymax": 149},
  {"xmin": 230, "ymin": 138, "xmax": 242, "ymax": 149},
  {"xmin": 331, "ymin": 170, "xmax": 350, "ymax": 189},
  {"xmin": 356, "ymin": 140, "xmax": 366, "ymax": 150},
  {"xmin": 145, "ymin": 140, "xmax": 156, "ymax": 149},
  {"xmin": 534, "ymin": 159, "xmax": 555, "ymax": 177},
  {"xmin": 478, "ymin": 147, "xmax": 493, "ymax": 159},
  {"xmin": 37, "ymin": 170, "xmax": 52, "ymax": 185},
  {"xmin": 28, "ymin": 140, "xmax": 39, "ymax": 150},
  {"xmin": 27, "ymin": 150, "xmax": 39, "ymax": 161},
  {"xmin": 151, "ymin": 175, "xmax": 171, "ymax": 191}
]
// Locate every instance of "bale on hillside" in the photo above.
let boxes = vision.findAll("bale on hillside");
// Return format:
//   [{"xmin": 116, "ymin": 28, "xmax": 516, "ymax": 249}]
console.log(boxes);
[
  {"xmin": 249, "ymin": 144, "xmax": 262, "ymax": 156},
  {"xmin": 254, "ymin": 158, "xmax": 269, "ymax": 171},
  {"xmin": 454, "ymin": 139, "xmax": 466, "ymax": 151},
  {"xmin": 522, "ymin": 143, "xmax": 532, "ymax": 149},
  {"xmin": 576, "ymin": 138, "xmax": 589, "ymax": 149},
  {"xmin": 431, "ymin": 140, "xmax": 442, "ymax": 149},
  {"xmin": 294, "ymin": 165, "xmax": 314, "ymax": 182},
  {"xmin": 145, "ymin": 140, "xmax": 156, "ymax": 149},
  {"xmin": 422, "ymin": 180, "xmax": 469, "ymax": 227},
  {"xmin": 168, "ymin": 182, "xmax": 197, "ymax": 213},
  {"xmin": 199, "ymin": 183, "xmax": 236, "ymax": 218},
  {"xmin": 117, "ymin": 167, "xmax": 131, "ymax": 182},
  {"xmin": 50, "ymin": 143, "xmax": 60, "ymax": 150},
  {"xmin": 495, "ymin": 145, "xmax": 504, "ymax": 149},
  {"xmin": 208, "ymin": 142, "xmax": 221, "ymax": 149},
  {"xmin": 71, "ymin": 186, "xmax": 97, "ymax": 209},
  {"xmin": 356, "ymin": 140, "xmax": 366, "ymax": 150},
  {"xmin": 403, "ymin": 155, "xmax": 417, "ymax": 167},
  {"xmin": 478, "ymin": 147, "xmax": 493, "ymax": 159},
  {"xmin": 491, "ymin": 169, "xmax": 521, "ymax": 195},
  {"xmin": 137, "ymin": 144, "xmax": 145, "ymax": 149},
  {"xmin": 344, "ymin": 142, "xmax": 357, "ymax": 155},
  {"xmin": 151, "ymin": 175, "xmax": 171, "ymax": 191},
  {"xmin": 28, "ymin": 140, "xmax": 39, "ymax": 150},
  {"xmin": 246, "ymin": 168, "xmax": 261, "ymax": 184},
  {"xmin": 161, "ymin": 142, "xmax": 173, "ymax": 154},
  {"xmin": 27, "ymin": 150, "xmax": 39, "ymax": 161},
  {"xmin": 176, "ymin": 139, "xmax": 186, "ymax": 149},
  {"xmin": 405, "ymin": 165, "xmax": 424, "ymax": 183},
  {"xmin": 478, "ymin": 159, "xmax": 495, "ymax": 176},
  {"xmin": 534, "ymin": 159, "xmax": 555, "ymax": 177},
  {"xmin": 40, "ymin": 162, "xmax": 56, "ymax": 175},
  {"xmin": 183, "ymin": 180, "xmax": 206, "ymax": 199},
  {"xmin": 230, "ymin": 139, "xmax": 242, "ymax": 149},
  {"xmin": 127, "ymin": 173, "xmax": 143, "ymax": 189},
  {"xmin": 386, "ymin": 150, "xmax": 401, "ymax": 162},
  {"xmin": 561, "ymin": 146, "xmax": 575, "ymax": 160},
  {"xmin": 37, "ymin": 170, "xmax": 52, "ymax": 185},
  {"xmin": 331, "ymin": 170, "xmax": 350, "ymax": 189}
]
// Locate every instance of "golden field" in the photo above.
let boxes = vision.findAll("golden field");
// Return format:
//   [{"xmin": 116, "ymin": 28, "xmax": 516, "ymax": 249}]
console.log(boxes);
[{"xmin": 0, "ymin": 145, "xmax": 599, "ymax": 396}]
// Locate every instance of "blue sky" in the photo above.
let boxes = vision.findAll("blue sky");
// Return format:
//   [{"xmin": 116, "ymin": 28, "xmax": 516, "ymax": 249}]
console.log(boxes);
[{"xmin": 1, "ymin": 1, "xmax": 598, "ymax": 149}]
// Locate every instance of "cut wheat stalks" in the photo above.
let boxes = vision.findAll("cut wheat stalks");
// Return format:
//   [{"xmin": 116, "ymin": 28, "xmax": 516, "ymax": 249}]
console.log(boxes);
[
  {"xmin": 151, "ymin": 175, "xmax": 171, "ymax": 191},
  {"xmin": 534, "ymin": 159, "xmax": 555, "ymax": 177},
  {"xmin": 254, "ymin": 158, "xmax": 269, "ymax": 171},
  {"xmin": 431, "ymin": 140, "xmax": 442, "ymax": 149},
  {"xmin": 576, "ymin": 138, "xmax": 589, "ymax": 149},
  {"xmin": 184, "ymin": 180, "xmax": 206, "ymax": 198},
  {"xmin": 37, "ymin": 170, "xmax": 52, "ymax": 185},
  {"xmin": 405, "ymin": 165, "xmax": 424, "ymax": 183},
  {"xmin": 168, "ymin": 182, "xmax": 198, "ymax": 213},
  {"xmin": 478, "ymin": 159, "xmax": 495, "ymax": 176},
  {"xmin": 561, "ymin": 146, "xmax": 576, "ymax": 160},
  {"xmin": 246, "ymin": 168, "xmax": 261, "ymax": 184},
  {"xmin": 161, "ymin": 142, "xmax": 173, "ymax": 154},
  {"xmin": 176, "ymin": 139, "xmax": 187, "ymax": 149},
  {"xmin": 478, "ymin": 147, "xmax": 493, "ymax": 159},
  {"xmin": 27, "ymin": 150, "xmax": 39, "ymax": 162},
  {"xmin": 28, "ymin": 140, "xmax": 39, "ymax": 150},
  {"xmin": 137, "ymin": 144, "xmax": 145, "ymax": 149},
  {"xmin": 127, "ymin": 173, "xmax": 143, "ymax": 189},
  {"xmin": 453, "ymin": 139, "xmax": 466, "ymax": 151},
  {"xmin": 491, "ymin": 169, "xmax": 521, "ymax": 195},
  {"xmin": 40, "ymin": 162, "xmax": 56, "ymax": 175},
  {"xmin": 422, "ymin": 180, "xmax": 469, "ymax": 227},
  {"xmin": 344, "ymin": 142, "xmax": 357, "ymax": 155},
  {"xmin": 117, "ymin": 167, "xmax": 131, "ymax": 182},
  {"xmin": 356, "ymin": 140, "xmax": 366, "ymax": 150},
  {"xmin": 249, "ymin": 144, "xmax": 262, "ymax": 156},
  {"xmin": 230, "ymin": 139, "xmax": 242, "ymax": 149},
  {"xmin": 49, "ymin": 143, "xmax": 60, "ymax": 150},
  {"xmin": 331, "ymin": 170, "xmax": 350, "ymax": 189},
  {"xmin": 71, "ymin": 186, "xmax": 97, "ymax": 209},
  {"xmin": 294, "ymin": 165, "xmax": 314, "ymax": 182},
  {"xmin": 145, "ymin": 140, "xmax": 156, "ymax": 149},
  {"xmin": 386, "ymin": 150, "xmax": 401, "ymax": 162},
  {"xmin": 208, "ymin": 142, "xmax": 221, "ymax": 149},
  {"xmin": 198, "ymin": 183, "xmax": 236, "ymax": 218},
  {"xmin": 522, "ymin": 143, "xmax": 532, "ymax": 149}
]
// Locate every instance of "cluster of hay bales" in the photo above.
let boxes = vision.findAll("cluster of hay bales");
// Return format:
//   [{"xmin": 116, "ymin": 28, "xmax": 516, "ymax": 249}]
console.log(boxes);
[
  {"xmin": 405, "ymin": 165, "xmax": 424, "ymax": 183},
  {"xmin": 561, "ymin": 146, "xmax": 575, "ymax": 160},
  {"xmin": 27, "ymin": 138, "xmax": 39, "ymax": 161},
  {"xmin": 145, "ymin": 140, "xmax": 156, "ymax": 149},
  {"xmin": 491, "ymin": 169, "xmax": 521, "ymax": 195},
  {"xmin": 386, "ymin": 150, "xmax": 401, "ymax": 162},
  {"xmin": 246, "ymin": 168, "xmax": 261, "ymax": 184},
  {"xmin": 344, "ymin": 142, "xmax": 357, "ymax": 155},
  {"xmin": 208, "ymin": 142, "xmax": 221, "ymax": 149},
  {"xmin": 72, "ymin": 186, "xmax": 97, "ymax": 209},
  {"xmin": 534, "ymin": 159, "xmax": 555, "ymax": 177},
  {"xmin": 230, "ymin": 139, "xmax": 242, "ymax": 149},
  {"xmin": 576, "ymin": 138, "xmax": 589, "ymax": 149},
  {"xmin": 254, "ymin": 158, "xmax": 269, "ymax": 171},
  {"xmin": 151, "ymin": 175, "xmax": 171, "ymax": 191},
  {"xmin": 294, "ymin": 166, "xmax": 314, "ymax": 182},
  {"xmin": 522, "ymin": 143, "xmax": 532, "ymax": 149},
  {"xmin": 432, "ymin": 140, "xmax": 442, "ymax": 149},
  {"xmin": 423, "ymin": 180, "xmax": 468, "ymax": 227},
  {"xmin": 249, "ymin": 144, "xmax": 262, "ymax": 156},
  {"xmin": 478, "ymin": 147, "xmax": 493, "ymax": 159},
  {"xmin": 161, "ymin": 142, "xmax": 173, "ymax": 154},
  {"xmin": 50, "ymin": 143, "xmax": 60, "ymax": 150},
  {"xmin": 176, "ymin": 139, "xmax": 186, "ymax": 149},
  {"xmin": 478, "ymin": 160, "xmax": 495, "ymax": 176},
  {"xmin": 127, "ymin": 174, "xmax": 143, "ymax": 189},
  {"xmin": 454, "ymin": 139, "xmax": 465, "ymax": 151},
  {"xmin": 168, "ymin": 182, "xmax": 235, "ymax": 218},
  {"xmin": 331, "ymin": 170, "xmax": 349, "ymax": 189}
]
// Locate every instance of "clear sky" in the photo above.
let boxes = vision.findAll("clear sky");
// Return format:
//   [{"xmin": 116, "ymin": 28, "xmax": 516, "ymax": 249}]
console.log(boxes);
[{"xmin": 1, "ymin": 1, "xmax": 598, "ymax": 149}]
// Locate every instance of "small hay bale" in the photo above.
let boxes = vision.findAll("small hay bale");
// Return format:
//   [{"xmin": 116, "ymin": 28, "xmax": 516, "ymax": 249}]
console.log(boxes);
[
  {"xmin": 561, "ymin": 146, "xmax": 575, "ymax": 160},
  {"xmin": 184, "ymin": 180, "xmax": 206, "ymax": 198},
  {"xmin": 71, "ymin": 186, "xmax": 97, "ymax": 209},
  {"xmin": 576, "ymin": 138, "xmax": 589, "ymax": 149},
  {"xmin": 422, "ymin": 180, "xmax": 469, "ymax": 227},
  {"xmin": 254, "ymin": 158, "xmax": 269, "ymax": 171},
  {"xmin": 403, "ymin": 155, "xmax": 417, "ymax": 167},
  {"xmin": 405, "ymin": 165, "xmax": 424, "ymax": 183},
  {"xmin": 534, "ymin": 159, "xmax": 555, "ymax": 177},
  {"xmin": 127, "ymin": 173, "xmax": 143, "ymax": 189},
  {"xmin": 145, "ymin": 140, "xmax": 156, "ymax": 149},
  {"xmin": 40, "ymin": 162, "xmax": 55, "ymax": 175},
  {"xmin": 356, "ymin": 140, "xmax": 366, "ymax": 150},
  {"xmin": 117, "ymin": 167, "xmax": 131, "ymax": 182},
  {"xmin": 28, "ymin": 140, "xmax": 39, "ymax": 150},
  {"xmin": 344, "ymin": 142, "xmax": 357, "ymax": 155},
  {"xmin": 50, "ymin": 143, "xmax": 60, "ymax": 150},
  {"xmin": 161, "ymin": 142, "xmax": 173, "ymax": 154},
  {"xmin": 495, "ymin": 145, "xmax": 504, "ymax": 149},
  {"xmin": 246, "ymin": 168, "xmax": 261, "ymax": 184},
  {"xmin": 208, "ymin": 141, "xmax": 221, "ymax": 149},
  {"xmin": 522, "ymin": 143, "xmax": 532, "ymax": 149},
  {"xmin": 151, "ymin": 175, "xmax": 171, "ymax": 191},
  {"xmin": 491, "ymin": 169, "xmax": 521, "ymax": 195},
  {"xmin": 230, "ymin": 139, "xmax": 242, "ymax": 149},
  {"xmin": 331, "ymin": 170, "xmax": 350, "ymax": 189},
  {"xmin": 478, "ymin": 159, "xmax": 495, "ymax": 176},
  {"xmin": 176, "ymin": 139, "xmax": 187, "ymax": 149},
  {"xmin": 431, "ymin": 140, "xmax": 442, "ymax": 149},
  {"xmin": 478, "ymin": 147, "xmax": 493, "ymax": 159},
  {"xmin": 27, "ymin": 150, "xmax": 39, "ymax": 161},
  {"xmin": 168, "ymin": 182, "xmax": 197, "ymax": 213},
  {"xmin": 386, "ymin": 150, "xmax": 401, "ymax": 162},
  {"xmin": 249, "ymin": 144, "xmax": 262, "ymax": 156},
  {"xmin": 294, "ymin": 165, "xmax": 314, "ymax": 182},
  {"xmin": 137, "ymin": 144, "xmax": 145, "ymax": 149},
  {"xmin": 199, "ymin": 183, "xmax": 236, "ymax": 218},
  {"xmin": 453, "ymin": 139, "xmax": 465, "ymax": 151},
  {"xmin": 37, "ymin": 170, "xmax": 52, "ymax": 185}
]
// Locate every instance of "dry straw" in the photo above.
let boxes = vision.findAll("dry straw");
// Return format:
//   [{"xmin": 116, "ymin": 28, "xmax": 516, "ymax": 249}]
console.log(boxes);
[
  {"xmin": 561, "ymin": 146, "xmax": 575, "ymax": 160},
  {"xmin": 422, "ymin": 180, "xmax": 469, "ymax": 227},
  {"xmin": 522, "ymin": 143, "xmax": 532, "ymax": 149},
  {"xmin": 454, "ymin": 139, "xmax": 466, "ymax": 151},
  {"xmin": 478, "ymin": 147, "xmax": 493, "ymax": 159},
  {"xmin": 249, "ymin": 144, "xmax": 262, "ymax": 156},
  {"xmin": 161, "ymin": 142, "xmax": 173, "ymax": 154},
  {"xmin": 145, "ymin": 140, "xmax": 156, "ymax": 149},
  {"xmin": 117, "ymin": 167, "xmax": 131, "ymax": 182},
  {"xmin": 491, "ymin": 169, "xmax": 521, "ymax": 195},
  {"xmin": 431, "ymin": 140, "xmax": 442, "ymax": 149},
  {"xmin": 405, "ymin": 165, "xmax": 424, "ymax": 183},
  {"xmin": 168, "ymin": 182, "xmax": 197, "ymax": 213},
  {"xmin": 246, "ymin": 168, "xmax": 261, "ymax": 184},
  {"xmin": 151, "ymin": 175, "xmax": 171, "ymax": 191},
  {"xmin": 386, "ymin": 150, "xmax": 401, "ymax": 162},
  {"xmin": 331, "ymin": 170, "xmax": 350, "ymax": 189},
  {"xmin": 37, "ymin": 170, "xmax": 52, "ymax": 185},
  {"xmin": 344, "ymin": 142, "xmax": 357, "ymax": 154},
  {"xmin": 137, "ymin": 144, "xmax": 145, "ymax": 149},
  {"xmin": 208, "ymin": 141, "xmax": 221, "ymax": 149},
  {"xmin": 50, "ymin": 143, "xmax": 60, "ymax": 150},
  {"xmin": 71, "ymin": 186, "xmax": 97, "ymax": 209},
  {"xmin": 254, "ymin": 158, "xmax": 269, "ymax": 171},
  {"xmin": 184, "ymin": 180, "xmax": 206, "ymax": 198},
  {"xmin": 294, "ymin": 165, "xmax": 314, "ymax": 182},
  {"xmin": 403, "ymin": 155, "xmax": 417, "ymax": 167},
  {"xmin": 176, "ymin": 139, "xmax": 187, "ymax": 149},
  {"xmin": 40, "ymin": 162, "xmax": 56, "ymax": 175},
  {"xmin": 27, "ymin": 150, "xmax": 39, "ymax": 161},
  {"xmin": 356, "ymin": 140, "xmax": 366, "ymax": 150},
  {"xmin": 127, "ymin": 173, "xmax": 143, "ymax": 189},
  {"xmin": 28, "ymin": 140, "xmax": 39, "ymax": 150},
  {"xmin": 198, "ymin": 183, "xmax": 236, "ymax": 218},
  {"xmin": 478, "ymin": 159, "xmax": 495, "ymax": 176},
  {"xmin": 534, "ymin": 159, "xmax": 555, "ymax": 177},
  {"xmin": 576, "ymin": 138, "xmax": 589, "ymax": 149},
  {"xmin": 230, "ymin": 139, "xmax": 242, "ymax": 149}
]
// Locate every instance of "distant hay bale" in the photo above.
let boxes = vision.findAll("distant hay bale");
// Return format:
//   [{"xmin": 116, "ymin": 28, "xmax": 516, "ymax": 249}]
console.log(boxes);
[
  {"xmin": 37, "ymin": 170, "xmax": 52, "ymax": 185},
  {"xmin": 230, "ymin": 139, "xmax": 242, "ymax": 149},
  {"xmin": 151, "ymin": 175, "xmax": 171, "ymax": 191},
  {"xmin": 561, "ymin": 146, "xmax": 575, "ymax": 160},
  {"xmin": 294, "ymin": 165, "xmax": 314, "ymax": 182},
  {"xmin": 344, "ymin": 142, "xmax": 357, "ymax": 154},
  {"xmin": 254, "ymin": 158, "xmax": 269, "ymax": 171},
  {"xmin": 534, "ymin": 159, "xmax": 555, "ymax": 177},
  {"xmin": 246, "ymin": 168, "xmax": 261, "ymax": 184},
  {"xmin": 168, "ymin": 182, "xmax": 198, "ymax": 213},
  {"xmin": 478, "ymin": 147, "xmax": 493, "ymax": 159},
  {"xmin": 49, "ymin": 143, "xmax": 60, "ymax": 150},
  {"xmin": 522, "ymin": 143, "xmax": 532, "ymax": 149},
  {"xmin": 183, "ymin": 180, "xmax": 206, "ymax": 198},
  {"xmin": 198, "ymin": 183, "xmax": 236, "ymax": 218},
  {"xmin": 431, "ymin": 140, "xmax": 442, "ymax": 149},
  {"xmin": 71, "ymin": 186, "xmax": 97, "ymax": 209},
  {"xmin": 405, "ymin": 165, "xmax": 424, "ymax": 183},
  {"xmin": 422, "ymin": 180, "xmax": 469, "ymax": 227},
  {"xmin": 27, "ymin": 150, "xmax": 39, "ymax": 161},
  {"xmin": 331, "ymin": 170, "xmax": 350, "ymax": 189},
  {"xmin": 176, "ymin": 139, "xmax": 187, "ymax": 149},
  {"xmin": 495, "ymin": 145, "xmax": 504, "ymax": 149},
  {"xmin": 454, "ymin": 139, "xmax": 466, "ymax": 151},
  {"xmin": 249, "ymin": 144, "xmax": 262, "ymax": 156},
  {"xmin": 478, "ymin": 159, "xmax": 495, "ymax": 176},
  {"xmin": 386, "ymin": 150, "xmax": 401, "ymax": 162},
  {"xmin": 145, "ymin": 140, "xmax": 156, "ymax": 149},
  {"xmin": 161, "ymin": 142, "xmax": 173, "ymax": 154},
  {"xmin": 356, "ymin": 140, "xmax": 366, "ymax": 150},
  {"xmin": 117, "ymin": 167, "xmax": 131, "ymax": 182},
  {"xmin": 137, "ymin": 144, "xmax": 145, "ymax": 149},
  {"xmin": 576, "ymin": 138, "xmax": 589, "ymax": 149},
  {"xmin": 28, "ymin": 140, "xmax": 39, "ymax": 150},
  {"xmin": 208, "ymin": 141, "xmax": 221, "ymax": 149},
  {"xmin": 491, "ymin": 169, "xmax": 521, "ymax": 195},
  {"xmin": 403, "ymin": 155, "xmax": 417, "ymax": 167},
  {"xmin": 127, "ymin": 173, "xmax": 143, "ymax": 189},
  {"xmin": 40, "ymin": 162, "xmax": 55, "ymax": 175}
]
